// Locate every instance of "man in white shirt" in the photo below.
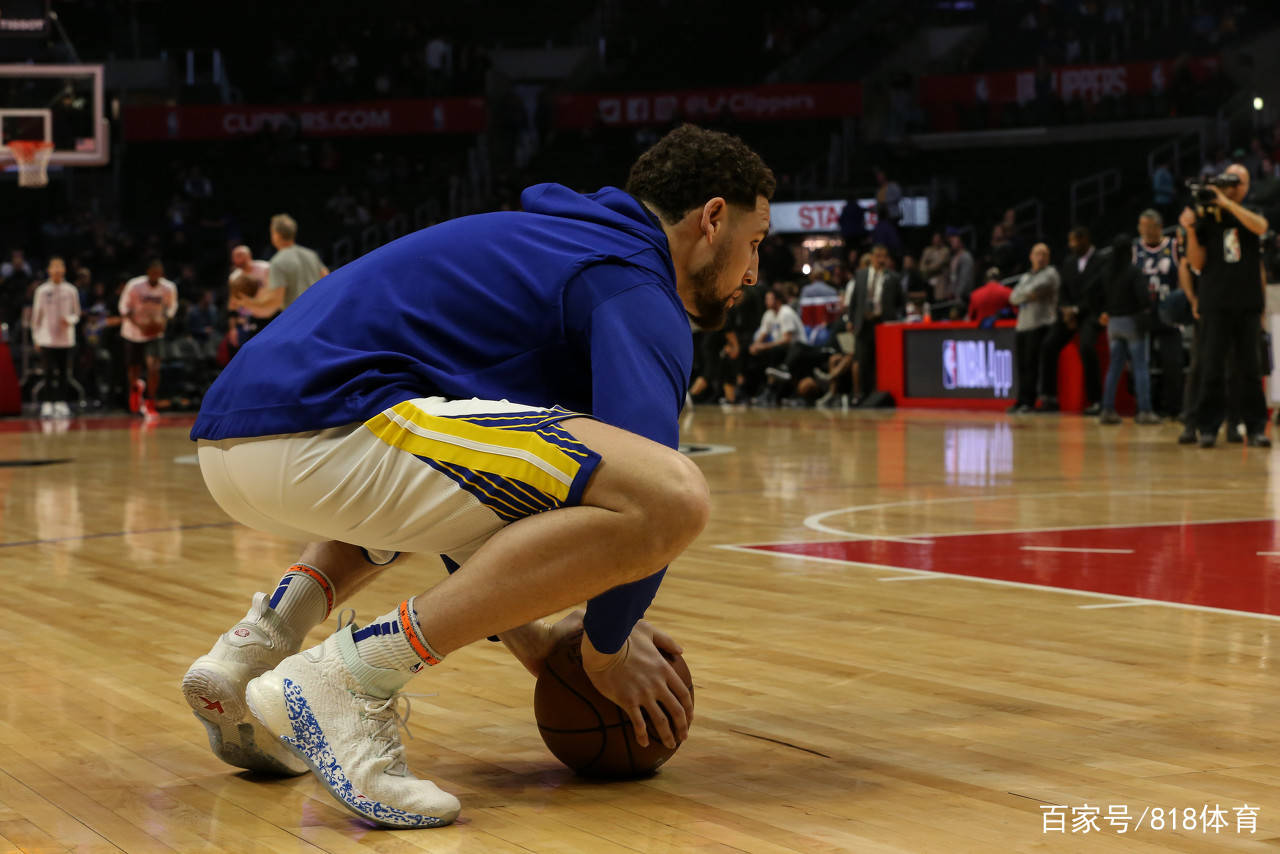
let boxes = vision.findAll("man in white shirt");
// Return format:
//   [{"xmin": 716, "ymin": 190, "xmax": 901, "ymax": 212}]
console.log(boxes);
[
  {"xmin": 746, "ymin": 288, "xmax": 803, "ymax": 401},
  {"xmin": 751, "ymin": 288, "xmax": 804, "ymax": 350},
  {"xmin": 119, "ymin": 258, "xmax": 178, "ymax": 417},
  {"xmin": 30, "ymin": 256, "xmax": 80, "ymax": 418}
]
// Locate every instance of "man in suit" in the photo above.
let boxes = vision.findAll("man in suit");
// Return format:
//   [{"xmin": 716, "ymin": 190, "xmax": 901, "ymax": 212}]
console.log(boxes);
[
  {"xmin": 1037, "ymin": 226, "xmax": 1105, "ymax": 413},
  {"xmin": 843, "ymin": 243, "xmax": 903, "ymax": 402}
]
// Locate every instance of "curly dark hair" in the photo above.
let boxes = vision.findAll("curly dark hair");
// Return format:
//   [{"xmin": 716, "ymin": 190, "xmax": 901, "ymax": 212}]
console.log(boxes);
[{"xmin": 625, "ymin": 124, "xmax": 776, "ymax": 224}]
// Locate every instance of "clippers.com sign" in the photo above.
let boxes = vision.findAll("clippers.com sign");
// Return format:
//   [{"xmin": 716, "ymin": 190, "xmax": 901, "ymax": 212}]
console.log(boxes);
[{"xmin": 123, "ymin": 98, "xmax": 488, "ymax": 141}]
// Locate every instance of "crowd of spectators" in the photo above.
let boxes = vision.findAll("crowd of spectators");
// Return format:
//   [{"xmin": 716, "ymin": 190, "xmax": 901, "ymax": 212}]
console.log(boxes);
[
  {"xmin": 44, "ymin": 1, "xmax": 608, "ymax": 104},
  {"xmin": 687, "ymin": 119, "xmax": 1280, "ymax": 422},
  {"xmin": 251, "ymin": 23, "xmax": 492, "ymax": 105},
  {"xmin": 593, "ymin": 0, "xmax": 845, "ymax": 91},
  {"xmin": 970, "ymin": 0, "xmax": 1259, "ymax": 72}
]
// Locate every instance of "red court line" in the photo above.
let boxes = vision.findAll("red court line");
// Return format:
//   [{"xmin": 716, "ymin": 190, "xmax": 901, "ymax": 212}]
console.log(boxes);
[{"xmin": 743, "ymin": 520, "xmax": 1280, "ymax": 616}]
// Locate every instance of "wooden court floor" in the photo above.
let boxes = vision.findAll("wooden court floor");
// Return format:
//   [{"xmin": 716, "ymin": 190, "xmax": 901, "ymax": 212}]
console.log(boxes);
[{"xmin": 2, "ymin": 407, "xmax": 1280, "ymax": 853}]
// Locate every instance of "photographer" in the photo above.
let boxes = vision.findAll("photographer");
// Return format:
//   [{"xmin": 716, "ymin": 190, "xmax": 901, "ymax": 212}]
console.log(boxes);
[{"xmin": 1179, "ymin": 164, "xmax": 1271, "ymax": 448}]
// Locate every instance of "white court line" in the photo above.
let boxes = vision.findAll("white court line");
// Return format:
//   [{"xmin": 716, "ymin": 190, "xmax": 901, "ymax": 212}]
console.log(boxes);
[
  {"xmin": 1258, "ymin": 551, "xmax": 1280, "ymax": 556},
  {"xmin": 877, "ymin": 574, "xmax": 944, "ymax": 582},
  {"xmin": 729, "ymin": 515, "xmax": 1274, "ymax": 554},
  {"xmin": 714, "ymin": 543, "xmax": 1280, "ymax": 624},
  {"xmin": 802, "ymin": 489, "xmax": 1268, "ymax": 539},
  {"xmin": 1020, "ymin": 546, "xmax": 1134, "ymax": 555},
  {"xmin": 1078, "ymin": 602, "xmax": 1152, "ymax": 610}
]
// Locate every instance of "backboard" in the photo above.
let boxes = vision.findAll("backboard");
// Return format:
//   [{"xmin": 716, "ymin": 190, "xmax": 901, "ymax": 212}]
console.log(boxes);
[{"xmin": 0, "ymin": 64, "xmax": 108, "ymax": 168}]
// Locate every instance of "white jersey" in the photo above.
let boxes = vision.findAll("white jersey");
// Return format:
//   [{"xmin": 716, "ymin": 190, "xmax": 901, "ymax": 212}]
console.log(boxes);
[
  {"xmin": 31, "ymin": 280, "xmax": 81, "ymax": 349},
  {"xmin": 119, "ymin": 276, "xmax": 178, "ymax": 343}
]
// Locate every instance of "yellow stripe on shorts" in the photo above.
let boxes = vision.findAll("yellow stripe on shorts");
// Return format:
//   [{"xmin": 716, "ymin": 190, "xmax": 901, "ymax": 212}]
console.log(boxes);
[{"xmin": 363, "ymin": 402, "xmax": 581, "ymax": 502}]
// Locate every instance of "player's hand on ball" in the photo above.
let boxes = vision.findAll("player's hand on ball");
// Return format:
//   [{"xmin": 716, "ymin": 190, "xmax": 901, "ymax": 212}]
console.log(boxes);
[
  {"xmin": 581, "ymin": 621, "xmax": 692, "ymax": 749},
  {"xmin": 500, "ymin": 610, "xmax": 584, "ymax": 677}
]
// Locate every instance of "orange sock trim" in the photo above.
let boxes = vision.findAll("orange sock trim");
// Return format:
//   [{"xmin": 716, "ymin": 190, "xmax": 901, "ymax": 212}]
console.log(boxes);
[
  {"xmin": 287, "ymin": 563, "xmax": 334, "ymax": 618},
  {"xmin": 398, "ymin": 599, "xmax": 442, "ymax": 666}
]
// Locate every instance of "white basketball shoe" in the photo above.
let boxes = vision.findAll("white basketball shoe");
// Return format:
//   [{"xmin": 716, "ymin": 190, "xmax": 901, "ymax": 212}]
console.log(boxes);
[
  {"xmin": 244, "ymin": 625, "xmax": 461, "ymax": 827},
  {"xmin": 181, "ymin": 592, "xmax": 309, "ymax": 776}
]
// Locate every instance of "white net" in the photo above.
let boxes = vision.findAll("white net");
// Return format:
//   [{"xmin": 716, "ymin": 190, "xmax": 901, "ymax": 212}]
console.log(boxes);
[{"xmin": 10, "ymin": 141, "xmax": 53, "ymax": 188}]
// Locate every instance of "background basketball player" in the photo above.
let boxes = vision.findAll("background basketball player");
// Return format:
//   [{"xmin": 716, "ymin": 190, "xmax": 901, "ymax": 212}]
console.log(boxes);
[
  {"xmin": 226, "ymin": 244, "xmax": 275, "ymax": 350},
  {"xmin": 119, "ymin": 258, "xmax": 177, "ymax": 416},
  {"xmin": 30, "ymin": 256, "xmax": 80, "ymax": 418}
]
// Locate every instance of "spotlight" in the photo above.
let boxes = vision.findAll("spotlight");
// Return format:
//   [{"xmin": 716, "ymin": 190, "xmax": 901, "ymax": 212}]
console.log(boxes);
[
  {"xmin": 802, "ymin": 263, "xmax": 811, "ymax": 275},
  {"xmin": 1254, "ymin": 96, "xmax": 1264, "ymax": 111}
]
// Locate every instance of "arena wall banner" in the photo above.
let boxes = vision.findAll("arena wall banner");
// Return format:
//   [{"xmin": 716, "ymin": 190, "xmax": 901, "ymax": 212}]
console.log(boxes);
[
  {"xmin": 770, "ymin": 198, "xmax": 931, "ymax": 233},
  {"xmin": 554, "ymin": 83, "xmax": 862, "ymax": 129},
  {"xmin": 123, "ymin": 98, "xmax": 488, "ymax": 141},
  {"xmin": 918, "ymin": 57, "xmax": 1221, "ymax": 108}
]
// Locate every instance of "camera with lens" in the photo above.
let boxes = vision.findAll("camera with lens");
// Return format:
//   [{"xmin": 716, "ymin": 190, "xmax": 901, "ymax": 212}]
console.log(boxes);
[{"xmin": 1186, "ymin": 172, "xmax": 1242, "ymax": 204}]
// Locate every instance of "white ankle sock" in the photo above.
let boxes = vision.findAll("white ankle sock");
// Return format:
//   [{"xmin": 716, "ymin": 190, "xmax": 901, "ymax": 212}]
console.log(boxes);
[
  {"xmin": 265, "ymin": 563, "xmax": 335, "ymax": 638},
  {"xmin": 352, "ymin": 598, "xmax": 443, "ymax": 675}
]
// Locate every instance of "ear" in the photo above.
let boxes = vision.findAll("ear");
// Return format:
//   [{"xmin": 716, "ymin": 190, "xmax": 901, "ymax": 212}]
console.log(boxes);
[{"xmin": 699, "ymin": 197, "xmax": 730, "ymax": 244}]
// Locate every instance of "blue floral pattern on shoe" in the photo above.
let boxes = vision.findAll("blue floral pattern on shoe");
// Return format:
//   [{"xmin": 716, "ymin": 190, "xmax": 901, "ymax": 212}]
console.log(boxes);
[{"xmin": 279, "ymin": 677, "xmax": 446, "ymax": 828}]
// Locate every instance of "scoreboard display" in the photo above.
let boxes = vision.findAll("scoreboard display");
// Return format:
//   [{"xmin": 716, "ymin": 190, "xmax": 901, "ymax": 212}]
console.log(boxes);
[{"xmin": 0, "ymin": 1, "xmax": 49, "ymax": 37}]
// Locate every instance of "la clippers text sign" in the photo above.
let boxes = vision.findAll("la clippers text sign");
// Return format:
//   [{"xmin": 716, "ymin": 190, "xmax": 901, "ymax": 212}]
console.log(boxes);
[{"xmin": 554, "ymin": 83, "xmax": 861, "ymax": 129}]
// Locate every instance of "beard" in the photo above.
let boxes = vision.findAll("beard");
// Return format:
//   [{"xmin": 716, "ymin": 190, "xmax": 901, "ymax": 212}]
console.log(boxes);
[{"xmin": 686, "ymin": 241, "xmax": 733, "ymax": 329}]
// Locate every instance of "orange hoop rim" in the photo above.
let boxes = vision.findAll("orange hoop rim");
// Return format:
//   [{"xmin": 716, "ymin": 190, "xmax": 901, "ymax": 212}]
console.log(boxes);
[
  {"xmin": 8, "ymin": 139, "xmax": 53, "ymax": 161},
  {"xmin": 9, "ymin": 140, "xmax": 54, "ymax": 187}
]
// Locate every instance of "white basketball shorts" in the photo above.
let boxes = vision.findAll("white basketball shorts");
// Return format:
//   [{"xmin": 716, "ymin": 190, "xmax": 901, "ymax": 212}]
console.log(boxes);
[{"xmin": 196, "ymin": 397, "xmax": 602, "ymax": 563}]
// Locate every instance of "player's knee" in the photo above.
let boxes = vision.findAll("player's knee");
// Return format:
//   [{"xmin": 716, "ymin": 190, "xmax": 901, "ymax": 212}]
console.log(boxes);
[{"xmin": 642, "ymin": 454, "xmax": 709, "ymax": 564}]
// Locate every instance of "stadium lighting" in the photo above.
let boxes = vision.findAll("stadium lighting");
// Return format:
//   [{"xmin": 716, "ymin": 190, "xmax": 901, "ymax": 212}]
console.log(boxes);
[
  {"xmin": 1254, "ymin": 96, "xmax": 1264, "ymax": 111},
  {"xmin": 802, "ymin": 263, "xmax": 811, "ymax": 275}
]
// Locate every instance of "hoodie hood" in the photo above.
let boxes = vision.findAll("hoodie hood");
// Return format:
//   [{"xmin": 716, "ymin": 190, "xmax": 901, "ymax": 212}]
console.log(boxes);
[{"xmin": 520, "ymin": 183, "xmax": 674, "ymax": 280}]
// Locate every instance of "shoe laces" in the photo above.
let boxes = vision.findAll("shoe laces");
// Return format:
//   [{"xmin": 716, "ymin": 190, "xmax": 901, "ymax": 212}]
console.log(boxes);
[
  {"xmin": 355, "ymin": 691, "xmax": 436, "ymax": 776},
  {"xmin": 335, "ymin": 607, "xmax": 357, "ymax": 631}
]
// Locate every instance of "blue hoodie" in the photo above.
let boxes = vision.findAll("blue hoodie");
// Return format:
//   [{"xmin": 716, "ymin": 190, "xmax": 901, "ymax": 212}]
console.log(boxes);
[{"xmin": 191, "ymin": 184, "xmax": 691, "ymax": 652}]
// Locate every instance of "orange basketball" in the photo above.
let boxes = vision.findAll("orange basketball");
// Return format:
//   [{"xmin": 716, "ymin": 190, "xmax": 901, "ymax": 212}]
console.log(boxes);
[
  {"xmin": 230, "ymin": 273, "xmax": 259, "ymax": 300},
  {"xmin": 137, "ymin": 304, "xmax": 166, "ymax": 336},
  {"xmin": 534, "ymin": 630, "xmax": 693, "ymax": 779}
]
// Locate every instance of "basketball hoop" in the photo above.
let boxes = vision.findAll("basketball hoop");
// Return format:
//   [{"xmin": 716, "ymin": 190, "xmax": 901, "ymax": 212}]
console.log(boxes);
[{"xmin": 9, "ymin": 140, "xmax": 53, "ymax": 188}]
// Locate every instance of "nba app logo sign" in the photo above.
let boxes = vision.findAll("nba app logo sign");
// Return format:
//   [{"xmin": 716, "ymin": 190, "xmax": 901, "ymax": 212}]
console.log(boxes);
[
  {"xmin": 941, "ymin": 339, "xmax": 1013, "ymax": 397},
  {"xmin": 942, "ymin": 340, "xmax": 960, "ymax": 389}
]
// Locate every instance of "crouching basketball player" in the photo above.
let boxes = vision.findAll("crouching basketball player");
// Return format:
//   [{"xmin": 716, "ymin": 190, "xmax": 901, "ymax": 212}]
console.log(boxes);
[{"xmin": 181, "ymin": 125, "xmax": 774, "ymax": 827}]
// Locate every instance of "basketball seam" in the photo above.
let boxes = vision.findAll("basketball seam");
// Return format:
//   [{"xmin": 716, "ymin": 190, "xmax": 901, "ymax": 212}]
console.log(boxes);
[
  {"xmin": 536, "ymin": 722, "xmax": 630, "ymax": 734},
  {"xmin": 542, "ymin": 658, "xmax": 609, "ymax": 771},
  {"xmin": 619, "ymin": 704, "xmax": 637, "ymax": 776}
]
